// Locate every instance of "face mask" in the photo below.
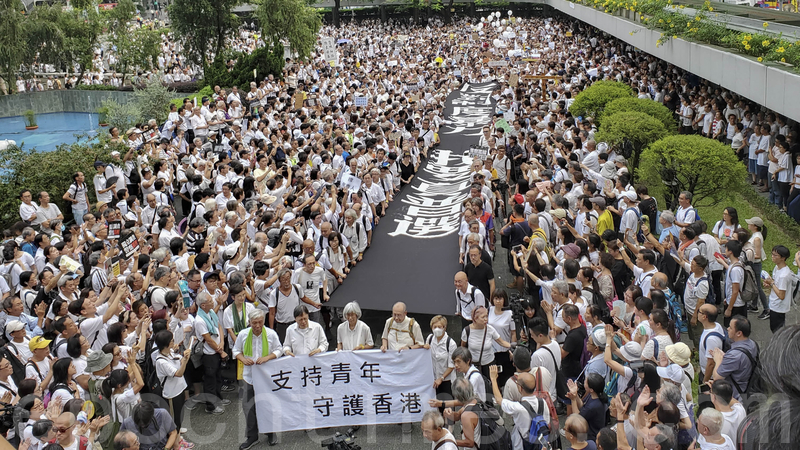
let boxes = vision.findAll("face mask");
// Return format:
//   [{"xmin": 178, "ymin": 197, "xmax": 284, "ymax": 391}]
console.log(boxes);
[{"xmin": 433, "ymin": 327, "xmax": 445, "ymax": 337}]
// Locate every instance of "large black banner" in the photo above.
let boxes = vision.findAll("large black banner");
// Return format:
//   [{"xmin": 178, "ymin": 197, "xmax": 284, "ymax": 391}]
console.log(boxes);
[{"xmin": 330, "ymin": 83, "xmax": 498, "ymax": 315}]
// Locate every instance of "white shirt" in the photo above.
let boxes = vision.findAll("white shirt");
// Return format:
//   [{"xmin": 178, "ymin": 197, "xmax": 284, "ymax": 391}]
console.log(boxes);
[
  {"xmin": 455, "ymin": 284, "xmax": 485, "ymax": 321},
  {"xmin": 769, "ymin": 265, "xmax": 793, "ymax": 313},
  {"xmin": 531, "ymin": 341, "xmax": 560, "ymax": 402},
  {"xmin": 283, "ymin": 321, "xmax": 328, "ymax": 355},
  {"xmin": 697, "ymin": 434, "xmax": 735, "ymax": 450},
  {"xmin": 194, "ymin": 314, "xmax": 223, "ymax": 354},
  {"xmin": 154, "ymin": 352, "xmax": 188, "ymax": 399},
  {"xmin": 699, "ymin": 323, "xmax": 725, "ymax": 377},
  {"xmin": 720, "ymin": 402, "xmax": 746, "ymax": 444},
  {"xmin": 488, "ymin": 309, "xmax": 515, "ymax": 353},
  {"xmin": 426, "ymin": 333, "xmax": 457, "ymax": 382},
  {"xmin": 336, "ymin": 320, "xmax": 374, "ymax": 351},
  {"xmin": 232, "ymin": 327, "xmax": 283, "ymax": 385},
  {"xmin": 501, "ymin": 396, "xmax": 550, "ymax": 450}
]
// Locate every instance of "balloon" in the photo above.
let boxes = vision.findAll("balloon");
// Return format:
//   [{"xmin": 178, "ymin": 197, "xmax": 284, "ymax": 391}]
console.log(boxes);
[
  {"xmin": 493, "ymin": 39, "xmax": 503, "ymax": 48},
  {"xmin": 481, "ymin": 16, "xmax": 486, "ymax": 22},
  {"xmin": 501, "ymin": 19, "xmax": 507, "ymax": 25},
  {"xmin": 508, "ymin": 10, "xmax": 513, "ymax": 16},
  {"xmin": 495, "ymin": 11, "xmax": 501, "ymax": 18},
  {"xmin": 506, "ymin": 26, "xmax": 512, "ymax": 32}
]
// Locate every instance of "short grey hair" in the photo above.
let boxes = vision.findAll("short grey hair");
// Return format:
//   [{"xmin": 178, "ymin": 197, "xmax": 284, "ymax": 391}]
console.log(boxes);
[
  {"xmin": 228, "ymin": 271, "xmax": 246, "ymax": 287},
  {"xmin": 344, "ymin": 209, "xmax": 358, "ymax": 220},
  {"xmin": 422, "ymin": 410, "xmax": 445, "ymax": 429},
  {"xmin": 660, "ymin": 210, "xmax": 675, "ymax": 224},
  {"xmin": 189, "ymin": 217, "xmax": 208, "ymax": 229},
  {"xmin": 196, "ymin": 291, "xmax": 212, "ymax": 307},
  {"xmin": 452, "ymin": 376, "xmax": 476, "ymax": 403},
  {"xmin": 151, "ymin": 248, "xmax": 169, "ymax": 263},
  {"xmin": 343, "ymin": 301, "xmax": 362, "ymax": 319},
  {"xmin": 699, "ymin": 408, "xmax": 723, "ymax": 434},
  {"xmin": 224, "ymin": 211, "xmax": 238, "ymax": 222},
  {"xmin": 528, "ymin": 213, "xmax": 540, "ymax": 228},
  {"xmin": 658, "ymin": 382, "xmax": 681, "ymax": 406},
  {"xmin": 552, "ymin": 280, "xmax": 569, "ymax": 297},
  {"xmin": 154, "ymin": 266, "xmax": 171, "ymax": 282},
  {"xmin": 88, "ymin": 251, "xmax": 102, "ymax": 267},
  {"xmin": 532, "ymin": 237, "xmax": 546, "ymax": 252},
  {"xmin": 466, "ymin": 233, "xmax": 482, "ymax": 244},
  {"xmin": 680, "ymin": 191, "xmax": 693, "ymax": 201},
  {"xmin": 249, "ymin": 309, "xmax": 266, "ymax": 323}
]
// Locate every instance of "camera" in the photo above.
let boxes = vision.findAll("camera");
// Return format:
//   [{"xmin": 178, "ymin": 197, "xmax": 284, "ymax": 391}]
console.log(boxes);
[{"xmin": 320, "ymin": 428, "xmax": 360, "ymax": 450}]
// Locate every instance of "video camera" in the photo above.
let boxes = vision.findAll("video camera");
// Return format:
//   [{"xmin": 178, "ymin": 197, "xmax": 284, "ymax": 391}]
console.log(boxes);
[
  {"xmin": 507, "ymin": 292, "xmax": 531, "ymax": 347},
  {"xmin": 320, "ymin": 428, "xmax": 360, "ymax": 450}
]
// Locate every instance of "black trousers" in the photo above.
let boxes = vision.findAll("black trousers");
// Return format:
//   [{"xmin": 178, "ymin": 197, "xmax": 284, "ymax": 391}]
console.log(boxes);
[
  {"xmin": 274, "ymin": 321, "xmax": 292, "ymax": 343},
  {"xmin": 202, "ymin": 353, "xmax": 223, "ymax": 410},
  {"xmin": 167, "ymin": 388, "xmax": 186, "ymax": 429},
  {"xmin": 770, "ymin": 311, "xmax": 786, "ymax": 332}
]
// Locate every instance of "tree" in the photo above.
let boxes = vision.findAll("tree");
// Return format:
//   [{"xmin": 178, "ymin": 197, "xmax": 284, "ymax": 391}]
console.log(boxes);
[
  {"xmin": 256, "ymin": 0, "xmax": 322, "ymax": 61},
  {"xmin": 133, "ymin": 78, "xmax": 175, "ymax": 125},
  {"xmin": 102, "ymin": 98, "xmax": 140, "ymax": 132},
  {"xmin": 168, "ymin": 0, "xmax": 240, "ymax": 70},
  {"xmin": 112, "ymin": 26, "xmax": 161, "ymax": 85},
  {"xmin": 0, "ymin": 0, "xmax": 33, "ymax": 90},
  {"xmin": 600, "ymin": 97, "xmax": 678, "ymax": 134},
  {"xmin": 639, "ymin": 135, "xmax": 747, "ymax": 208},
  {"xmin": 594, "ymin": 111, "xmax": 668, "ymax": 176},
  {"xmin": 569, "ymin": 80, "xmax": 633, "ymax": 120}
]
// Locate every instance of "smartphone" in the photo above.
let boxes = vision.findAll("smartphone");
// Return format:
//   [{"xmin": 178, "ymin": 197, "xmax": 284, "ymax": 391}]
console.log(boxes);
[
  {"xmin": 189, "ymin": 336, "xmax": 197, "ymax": 350},
  {"xmin": 713, "ymin": 252, "xmax": 724, "ymax": 260},
  {"xmin": 178, "ymin": 280, "xmax": 192, "ymax": 308}
]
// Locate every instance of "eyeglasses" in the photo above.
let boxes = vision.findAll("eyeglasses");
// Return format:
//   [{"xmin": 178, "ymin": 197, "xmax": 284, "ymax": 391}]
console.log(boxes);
[{"xmin": 55, "ymin": 425, "xmax": 73, "ymax": 433}]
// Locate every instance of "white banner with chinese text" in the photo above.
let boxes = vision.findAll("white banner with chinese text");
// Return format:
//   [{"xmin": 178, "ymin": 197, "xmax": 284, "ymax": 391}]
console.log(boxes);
[{"xmin": 252, "ymin": 349, "xmax": 436, "ymax": 433}]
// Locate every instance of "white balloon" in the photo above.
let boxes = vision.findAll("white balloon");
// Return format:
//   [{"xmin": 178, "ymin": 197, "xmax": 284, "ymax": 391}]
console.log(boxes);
[
  {"xmin": 506, "ymin": 26, "xmax": 512, "ymax": 32},
  {"xmin": 481, "ymin": 16, "xmax": 486, "ymax": 22},
  {"xmin": 495, "ymin": 11, "xmax": 501, "ymax": 18},
  {"xmin": 493, "ymin": 39, "xmax": 503, "ymax": 48},
  {"xmin": 501, "ymin": 19, "xmax": 507, "ymax": 25},
  {"xmin": 508, "ymin": 10, "xmax": 513, "ymax": 16}
]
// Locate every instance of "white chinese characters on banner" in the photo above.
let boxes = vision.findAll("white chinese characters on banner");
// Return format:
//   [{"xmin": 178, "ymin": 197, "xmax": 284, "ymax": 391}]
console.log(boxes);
[{"xmin": 251, "ymin": 349, "xmax": 435, "ymax": 433}]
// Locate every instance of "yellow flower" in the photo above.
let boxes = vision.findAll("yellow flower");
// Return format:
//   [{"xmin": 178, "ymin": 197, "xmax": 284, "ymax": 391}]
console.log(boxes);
[
  {"xmin": 758, "ymin": 57, "xmax": 763, "ymax": 62},
  {"xmin": 782, "ymin": 58, "xmax": 786, "ymax": 62},
  {"xmin": 679, "ymin": 4, "xmax": 685, "ymax": 8},
  {"xmin": 687, "ymin": 22, "xmax": 692, "ymax": 27},
  {"xmin": 709, "ymin": 6, "xmax": 713, "ymax": 10},
  {"xmin": 762, "ymin": 40, "xmax": 770, "ymax": 47},
  {"xmin": 659, "ymin": 18, "xmax": 663, "ymax": 23},
  {"xmin": 673, "ymin": 35, "xmax": 677, "ymax": 38},
  {"xmin": 695, "ymin": 16, "xmax": 701, "ymax": 21},
  {"xmin": 764, "ymin": 22, "xmax": 769, "ymax": 27},
  {"xmin": 630, "ymin": 31, "xmax": 634, "ymax": 35},
  {"xmin": 778, "ymin": 47, "xmax": 786, "ymax": 53},
  {"xmin": 745, "ymin": 44, "xmax": 751, "ymax": 50},
  {"xmin": 671, "ymin": 24, "xmax": 675, "ymax": 28}
]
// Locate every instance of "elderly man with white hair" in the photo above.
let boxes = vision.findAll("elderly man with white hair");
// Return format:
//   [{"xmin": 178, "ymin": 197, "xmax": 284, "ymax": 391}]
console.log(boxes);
[
  {"xmin": 381, "ymin": 302, "xmax": 424, "ymax": 352},
  {"xmin": 233, "ymin": 308, "xmax": 281, "ymax": 449},
  {"xmin": 340, "ymin": 209, "xmax": 368, "ymax": 262},
  {"xmin": 696, "ymin": 407, "xmax": 735, "ymax": 450},
  {"xmin": 336, "ymin": 301, "xmax": 373, "ymax": 351},
  {"xmin": 194, "ymin": 290, "xmax": 228, "ymax": 415}
]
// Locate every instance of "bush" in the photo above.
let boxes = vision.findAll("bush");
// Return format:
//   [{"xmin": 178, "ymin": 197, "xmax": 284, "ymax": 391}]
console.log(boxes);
[
  {"xmin": 203, "ymin": 45, "xmax": 285, "ymax": 89},
  {"xmin": 166, "ymin": 81, "xmax": 200, "ymax": 93},
  {"xmin": 569, "ymin": 80, "xmax": 633, "ymax": 120},
  {"xmin": 75, "ymin": 84, "xmax": 120, "ymax": 91},
  {"xmin": 102, "ymin": 98, "xmax": 140, "ymax": 132},
  {"xmin": 594, "ymin": 111, "xmax": 668, "ymax": 175},
  {"xmin": 0, "ymin": 138, "xmax": 117, "ymax": 226},
  {"xmin": 600, "ymin": 97, "xmax": 678, "ymax": 133},
  {"xmin": 639, "ymin": 135, "xmax": 747, "ymax": 207},
  {"xmin": 133, "ymin": 79, "xmax": 175, "ymax": 126}
]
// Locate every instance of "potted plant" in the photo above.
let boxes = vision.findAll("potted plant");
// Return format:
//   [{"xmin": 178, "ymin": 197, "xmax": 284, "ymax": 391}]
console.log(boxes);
[
  {"xmin": 97, "ymin": 106, "xmax": 109, "ymax": 127},
  {"xmin": 23, "ymin": 110, "xmax": 37, "ymax": 130}
]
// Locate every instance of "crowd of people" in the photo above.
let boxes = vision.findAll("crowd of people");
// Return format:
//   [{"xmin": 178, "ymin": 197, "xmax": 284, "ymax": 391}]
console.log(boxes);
[{"xmin": 0, "ymin": 9, "xmax": 799, "ymax": 450}]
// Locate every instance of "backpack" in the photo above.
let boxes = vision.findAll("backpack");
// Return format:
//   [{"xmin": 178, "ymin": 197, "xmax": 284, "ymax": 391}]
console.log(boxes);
[
  {"xmin": 697, "ymin": 275, "xmax": 716, "ymax": 307},
  {"xmin": 0, "ymin": 344, "xmax": 26, "ymax": 385},
  {"xmin": 142, "ymin": 286, "xmax": 166, "ymax": 308},
  {"xmin": 531, "ymin": 366, "xmax": 560, "ymax": 444},
  {"xmin": 464, "ymin": 401, "xmax": 512, "ymax": 450},
  {"xmin": 733, "ymin": 261, "xmax": 759, "ymax": 306},
  {"xmin": 624, "ymin": 207, "xmax": 644, "ymax": 243},
  {"xmin": 789, "ymin": 273, "xmax": 800, "ymax": 308},
  {"xmin": 520, "ymin": 398, "xmax": 550, "ymax": 450},
  {"xmin": 467, "ymin": 368, "xmax": 495, "ymax": 408},
  {"xmin": 44, "ymin": 383, "xmax": 74, "ymax": 408},
  {"xmin": 145, "ymin": 355, "xmax": 168, "ymax": 398},
  {"xmin": 702, "ymin": 330, "xmax": 731, "ymax": 354},
  {"xmin": 541, "ymin": 345, "xmax": 568, "ymax": 400},
  {"xmin": 583, "ymin": 287, "xmax": 608, "ymax": 316},
  {"xmin": 0, "ymin": 262, "xmax": 17, "ymax": 291}
]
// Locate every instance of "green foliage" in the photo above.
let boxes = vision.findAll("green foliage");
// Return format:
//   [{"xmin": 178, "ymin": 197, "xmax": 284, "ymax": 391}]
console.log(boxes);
[
  {"xmin": 595, "ymin": 111, "xmax": 667, "ymax": 175},
  {"xmin": 569, "ymin": 81, "xmax": 633, "ymax": 121},
  {"xmin": 168, "ymin": 0, "xmax": 240, "ymax": 69},
  {"xmin": 600, "ymin": 97, "xmax": 677, "ymax": 133},
  {"xmin": 111, "ymin": 26, "xmax": 161, "ymax": 83},
  {"xmin": 0, "ymin": 138, "xmax": 115, "ymax": 225},
  {"xmin": 23, "ymin": 110, "xmax": 36, "ymax": 127},
  {"xmin": 640, "ymin": 135, "xmax": 747, "ymax": 207},
  {"xmin": 203, "ymin": 45, "xmax": 285, "ymax": 90},
  {"xmin": 257, "ymin": 0, "xmax": 322, "ymax": 60},
  {"xmin": 76, "ymin": 84, "xmax": 120, "ymax": 91},
  {"xmin": 103, "ymin": 0, "xmax": 136, "ymax": 30},
  {"xmin": 198, "ymin": 86, "xmax": 215, "ymax": 98},
  {"xmin": 0, "ymin": 0, "xmax": 27, "ymax": 91},
  {"xmin": 102, "ymin": 98, "xmax": 140, "ymax": 132},
  {"xmin": 133, "ymin": 79, "xmax": 176, "ymax": 126}
]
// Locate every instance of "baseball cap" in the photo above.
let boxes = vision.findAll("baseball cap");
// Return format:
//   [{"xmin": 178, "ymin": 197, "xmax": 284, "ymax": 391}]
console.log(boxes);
[
  {"xmin": 623, "ymin": 191, "xmax": 638, "ymax": 202},
  {"xmin": 656, "ymin": 364, "xmax": 684, "ymax": 384},
  {"xmin": 282, "ymin": 212, "xmax": 296, "ymax": 225},
  {"xmin": 589, "ymin": 197, "xmax": 606, "ymax": 208},
  {"xmin": 29, "ymin": 336, "xmax": 52, "ymax": 351},
  {"xmin": 590, "ymin": 328, "xmax": 606, "ymax": 348},
  {"xmin": 745, "ymin": 217, "xmax": 764, "ymax": 228},
  {"xmin": 5, "ymin": 321, "xmax": 24, "ymax": 335}
]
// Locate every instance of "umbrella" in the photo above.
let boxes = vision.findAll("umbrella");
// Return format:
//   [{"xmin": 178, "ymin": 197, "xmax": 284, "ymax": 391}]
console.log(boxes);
[{"xmin": 337, "ymin": 39, "xmax": 352, "ymax": 44}]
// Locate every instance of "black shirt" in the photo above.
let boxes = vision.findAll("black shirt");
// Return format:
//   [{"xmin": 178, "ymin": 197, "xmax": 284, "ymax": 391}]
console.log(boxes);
[
  {"xmin": 562, "ymin": 324, "xmax": 587, "ymax": 378},
  {"xmin": 464, "ymin": 261, "xmax": 494, "ymax": 303}
]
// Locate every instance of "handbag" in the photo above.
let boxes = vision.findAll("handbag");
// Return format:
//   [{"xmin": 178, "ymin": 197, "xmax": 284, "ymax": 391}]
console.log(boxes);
[{"xmin": 501, "ymin": 222, "xmax": 519, "ymax": 249}]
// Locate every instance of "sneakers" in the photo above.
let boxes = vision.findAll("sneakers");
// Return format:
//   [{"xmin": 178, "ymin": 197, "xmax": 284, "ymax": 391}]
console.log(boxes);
[
  {"xmin": 180, "ymin": 428, "xmax": 188, "ymax": 434},
  {"xmin": 239, "ymin": 438, "xmax": 258, "ymax": 450},
  {"xmin": 185, "ymin": 399, "xmax": 198, "ymax": 411},
  {"xmin": 747, "ymin": 305, "xmax": 760, "ymax": 313},
  {"xmin": 179, "ymin": 439, "xmax": 194, "ymax": 449},
  {"xmin": 206, "ymin": 406, "xmax": 224, "ymax": 415},
  {"xmin": 758, "ymin": 310, "xmax": 771, "ymax": 320},
  {"xmin": 222, "ymin": 384, "xmax": 237, "ymax": 392},
  {"xmin": 220, "ymin": 399, "xmax": 232, "ymax": 406},
  {"xmin": 268, "ymin": 433, "xmax": 278, "ymax": 446}
]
